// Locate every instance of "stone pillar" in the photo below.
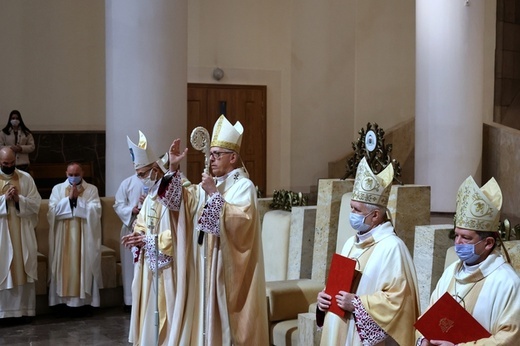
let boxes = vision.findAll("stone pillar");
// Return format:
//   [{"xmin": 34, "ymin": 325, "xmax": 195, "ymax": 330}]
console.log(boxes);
[
  {"xmin": 416, "ymin": 0, "xmax": 485, "ymax": 211},
  {"xmin": 288, "ymin": 206, "xmax": 317, "ymax": 280},
  {"xmin": 311, "ymin": 179, "xmax": 354, "ymax": 284},
  {"xmin": 413, "ymin": 224, "xmax": 453, "ymax": 313},
  {"xmin": 258, "ymin": 197, "xmax": 274, "ymax": 226},
  {"xmin": 387, "ymin": 184, "xmax": 431, "ymax": 256},
  {"xmin": 105, "ymin": 0, "xmax": 188, "ymax": 195},
  {"xmin": 298, "ymin": 312, "xmax": 322, "ymax": 346}
]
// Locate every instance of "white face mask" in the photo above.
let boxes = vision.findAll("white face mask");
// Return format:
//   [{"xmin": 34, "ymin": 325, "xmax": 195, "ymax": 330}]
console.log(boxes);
[
  {"xmin": 10, "ymin": 119, "xmax": 20, "ymax": 127},
  {"xmin": 141, "ymin": 169, "xmax": 157, "ymax": 189},
  {"xmin": 349, "ymin": 210, "xmax": 374, "ymax": 233}
]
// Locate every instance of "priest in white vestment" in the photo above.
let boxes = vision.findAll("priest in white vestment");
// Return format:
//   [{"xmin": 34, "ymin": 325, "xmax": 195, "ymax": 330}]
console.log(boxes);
[
  {"xmin": 114, "ymin": 173, "xmax": 143, "ymax": 308},
  {"xmin": 417, "ymin": 176, "xmax": 520, "ymax": 346},
  {"xmin": 114, "ymin": 131, "xmax": 160, "ymax": 309},
  {"xmin": 47, "ymin": 162, "xmax": 103, "ymax": 308},
  {"xmin": 317, "ymin": 157, "xmax": 420, "ymax": 346},
  {"xmin": 0, "ymin": 147, "xmax": 41, "ymax": 319}
]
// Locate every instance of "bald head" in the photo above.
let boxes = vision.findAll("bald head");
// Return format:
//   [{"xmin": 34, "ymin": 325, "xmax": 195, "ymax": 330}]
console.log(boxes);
[
  {"xmin": 0, "ymin": 147, "xmax": 16, "ymax": 175},
  {"xmin": 0, "ymin": 147, "xmax": 15, "ymax": 162}
]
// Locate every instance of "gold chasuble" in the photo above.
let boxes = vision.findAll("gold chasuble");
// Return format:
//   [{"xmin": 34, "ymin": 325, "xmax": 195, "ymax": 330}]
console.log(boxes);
[
  {"xmin": 2, "ymin": 174, "xmax": 25, "ymax": 286},
  {"xmin": 56, "ymin": 184, "xmax": 83, "ymax": 297},
  {"xmin": 129, "ymin": 192, "xmax": 196, "ymax": 346},
  {"xmin": 186, "ymin": 168, "xmax": 269, "ymax": 346}
]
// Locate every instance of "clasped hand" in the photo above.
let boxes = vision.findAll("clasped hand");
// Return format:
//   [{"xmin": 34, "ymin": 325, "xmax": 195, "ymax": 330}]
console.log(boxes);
[
  {"xmin": 10, "ymin": 145, "xmax": 22, "ymax": 153},
  {"xmin": 5, "ymin": 185, "xmax": 19, "ymax": 202},
  {"xmin": 69, "ymin": 184, "xmax": 79, "ymax": 200}
]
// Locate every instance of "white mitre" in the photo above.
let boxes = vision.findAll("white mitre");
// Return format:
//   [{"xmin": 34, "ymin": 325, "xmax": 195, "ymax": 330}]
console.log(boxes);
[
  {"xmin": 351, "ymin": 157, "xmax": 394, "ymax": 208},
  {"xmin": 455, "ymin": 176, "xmax": 502, "ymax": 233},
  {"xmin": 210, "ymin": 115, "xmax": 243, "ymax": 153},
  {"xmin": 127, "ymin": 130, "xmax": 160, "ymax": 169}
]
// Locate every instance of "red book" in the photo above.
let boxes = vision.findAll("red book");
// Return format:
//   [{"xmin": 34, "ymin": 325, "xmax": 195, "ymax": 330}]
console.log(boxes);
[
  {"xmin": 415, "ymin": 292, "xmax": 491, "ymax": 344},
  {"xmin": 324, "ymin": 253, "xmax": 357, "ymax": 318}
]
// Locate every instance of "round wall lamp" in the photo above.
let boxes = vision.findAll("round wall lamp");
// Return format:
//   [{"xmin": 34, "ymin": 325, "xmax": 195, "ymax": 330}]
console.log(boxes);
[{"xmin": 212, "ymin": 67, "xmax": 224, "ymax": 81}]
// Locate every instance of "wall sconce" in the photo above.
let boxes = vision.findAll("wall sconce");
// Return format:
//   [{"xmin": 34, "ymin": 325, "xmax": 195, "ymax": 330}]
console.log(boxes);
[{"xmin": 212, "ymin": 67, "xmax": 224, "ymax": 81}]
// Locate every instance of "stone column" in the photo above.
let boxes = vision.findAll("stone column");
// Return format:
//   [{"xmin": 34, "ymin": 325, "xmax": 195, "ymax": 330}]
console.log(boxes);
[
  {"xmin": 413, "ymin": 224, "xmax": 454, "ymax": 313},
  {"xmin": 311, "ymin": 179, "xmax": 354, "ymax": 284},
  {"xmin": 416, "ymin": 0, "xmax": 485, "ymax": 211},
  {"xmin": 105, "ymin": 0, "xmax": 187, "ymax": 195},
  {"xmin": 288, "ymin": 206, "xmax": 317, "ymax": 280},
  {"xmin": 387, "ymin": 184, "xmax": 431, "ymax": 256}
]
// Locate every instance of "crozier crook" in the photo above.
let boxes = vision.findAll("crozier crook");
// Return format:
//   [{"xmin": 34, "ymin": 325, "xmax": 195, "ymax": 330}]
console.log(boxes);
[{"xmin": 190, "ymin": 126, "xmax": 211, "ymax": 174}]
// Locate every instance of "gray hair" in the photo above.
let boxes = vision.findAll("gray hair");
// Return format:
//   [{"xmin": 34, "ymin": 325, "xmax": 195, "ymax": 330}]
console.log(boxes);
[{"xmin": 364, "ymin": 202, "xmax": 387, "ymax": 215}]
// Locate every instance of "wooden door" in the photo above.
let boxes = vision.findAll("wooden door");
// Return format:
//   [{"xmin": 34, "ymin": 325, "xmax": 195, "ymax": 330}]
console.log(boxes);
[{"xmin": 187, "ymin": 83, "xmax": 267, "ymax": 196}]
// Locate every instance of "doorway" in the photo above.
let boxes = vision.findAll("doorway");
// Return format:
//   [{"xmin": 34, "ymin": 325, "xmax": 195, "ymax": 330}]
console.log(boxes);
[{"xmin": 187, "ymin": 83, "xmax": 267, "ymax": 196}]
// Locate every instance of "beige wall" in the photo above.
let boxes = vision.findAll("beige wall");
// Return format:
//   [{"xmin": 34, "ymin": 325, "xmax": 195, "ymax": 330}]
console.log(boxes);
[
  {"xmin": 188, "ymin": 0, "xmax": 416, "ymax": 194},
  {"xmin": 483, "ymin": 122, "xmax": 520, "ymax": 226},
  {"xmin": 0, "ymin": 1, "xmax": 439, "ymax": 195},
  {"xmin": 0, "ymin": 0, "xmax": 105, "ymax": 131},
  {"xmin": 188, "ymin": 0, "xmax": 292, "ymax": 194}
]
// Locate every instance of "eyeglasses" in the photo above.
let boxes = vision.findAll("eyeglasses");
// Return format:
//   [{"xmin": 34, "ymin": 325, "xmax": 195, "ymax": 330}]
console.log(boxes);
[{"xmin": 209, "ymin": 151, "xmax": 233, "ymax": 160}]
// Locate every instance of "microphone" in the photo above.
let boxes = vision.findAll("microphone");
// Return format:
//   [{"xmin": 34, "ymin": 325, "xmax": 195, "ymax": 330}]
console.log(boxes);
[{"xmin": 138, "ymin": 186, "xmax": 149, "ymax": 209}]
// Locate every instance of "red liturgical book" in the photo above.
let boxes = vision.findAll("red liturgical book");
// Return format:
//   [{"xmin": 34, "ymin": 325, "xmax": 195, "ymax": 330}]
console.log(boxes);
[
  {"xmin": 324, "ymin": 253, "xmax": 357, "ymax": 318},
  {"xmin": 414, "ymin": 292, "xmax": 491, "ymax": 344}
]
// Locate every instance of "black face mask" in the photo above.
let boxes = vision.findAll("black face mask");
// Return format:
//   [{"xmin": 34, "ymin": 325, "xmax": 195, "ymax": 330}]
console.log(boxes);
[{"xmin": 1, "ymin": 165, "xmax": 15, "ymax": 175}]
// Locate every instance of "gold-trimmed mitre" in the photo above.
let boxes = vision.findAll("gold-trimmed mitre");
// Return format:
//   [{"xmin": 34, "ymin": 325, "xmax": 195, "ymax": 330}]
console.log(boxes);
[
  {"xmin": 127, "ymin": 130, "xmax": 158, "ymax": 169},
  {"xmin": 210, "ymin": 115, "xmax": 243, "ymax": 153},
  {"xmin": 351, "ymin": 157, "xmax": 394, "ymax": 207},
  {"xmin": 455, "ymin": 176, "xmax": 502, "ymax": 232}
]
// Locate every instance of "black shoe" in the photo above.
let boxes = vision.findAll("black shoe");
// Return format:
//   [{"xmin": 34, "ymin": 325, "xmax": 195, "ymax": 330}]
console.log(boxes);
[
  {"xmin": 20, "ymin": 316, "xmax": 33, "ymax": 324},
  {"xmin": 123, "ymin": 304, "xmax": 132, "ymax": 313}
]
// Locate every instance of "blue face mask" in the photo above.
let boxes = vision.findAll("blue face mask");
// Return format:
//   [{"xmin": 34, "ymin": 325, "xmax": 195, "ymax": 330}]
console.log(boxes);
[
  {"xmin": 349, "ymin": 211, "xmax": 373, "ymax": 233},
  {"xmin": 454, "ymin": 240, "xmax": 484, "ymax": 264},
  {"xmin": 68, "ymin": 176, "xmax": 82, "ymax": 185}
]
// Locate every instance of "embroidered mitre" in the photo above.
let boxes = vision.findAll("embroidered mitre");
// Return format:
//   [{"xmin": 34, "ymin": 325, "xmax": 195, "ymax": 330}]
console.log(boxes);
[
  {"xmin": 210, "ymin": 115, "xmax": 243, "ymax": 153},
  {"xmin": 351, "ymin": 157, "xmax": 394, "ymax": 208},
  {"xmin": 455, "ymin": 176, "xmax": 502, "ymax": 232}
]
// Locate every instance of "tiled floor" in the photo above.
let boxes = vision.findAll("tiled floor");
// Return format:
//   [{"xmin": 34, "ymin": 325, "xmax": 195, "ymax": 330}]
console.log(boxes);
[{"xmin": 0, "ymin": 307, "xmax": 130, "ymax": 346}]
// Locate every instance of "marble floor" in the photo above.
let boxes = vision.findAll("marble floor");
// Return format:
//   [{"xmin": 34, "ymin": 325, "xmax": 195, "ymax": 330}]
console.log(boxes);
[{"xmin": 0, "ymin": 307, "xmax": 131, "ymax": 346}]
